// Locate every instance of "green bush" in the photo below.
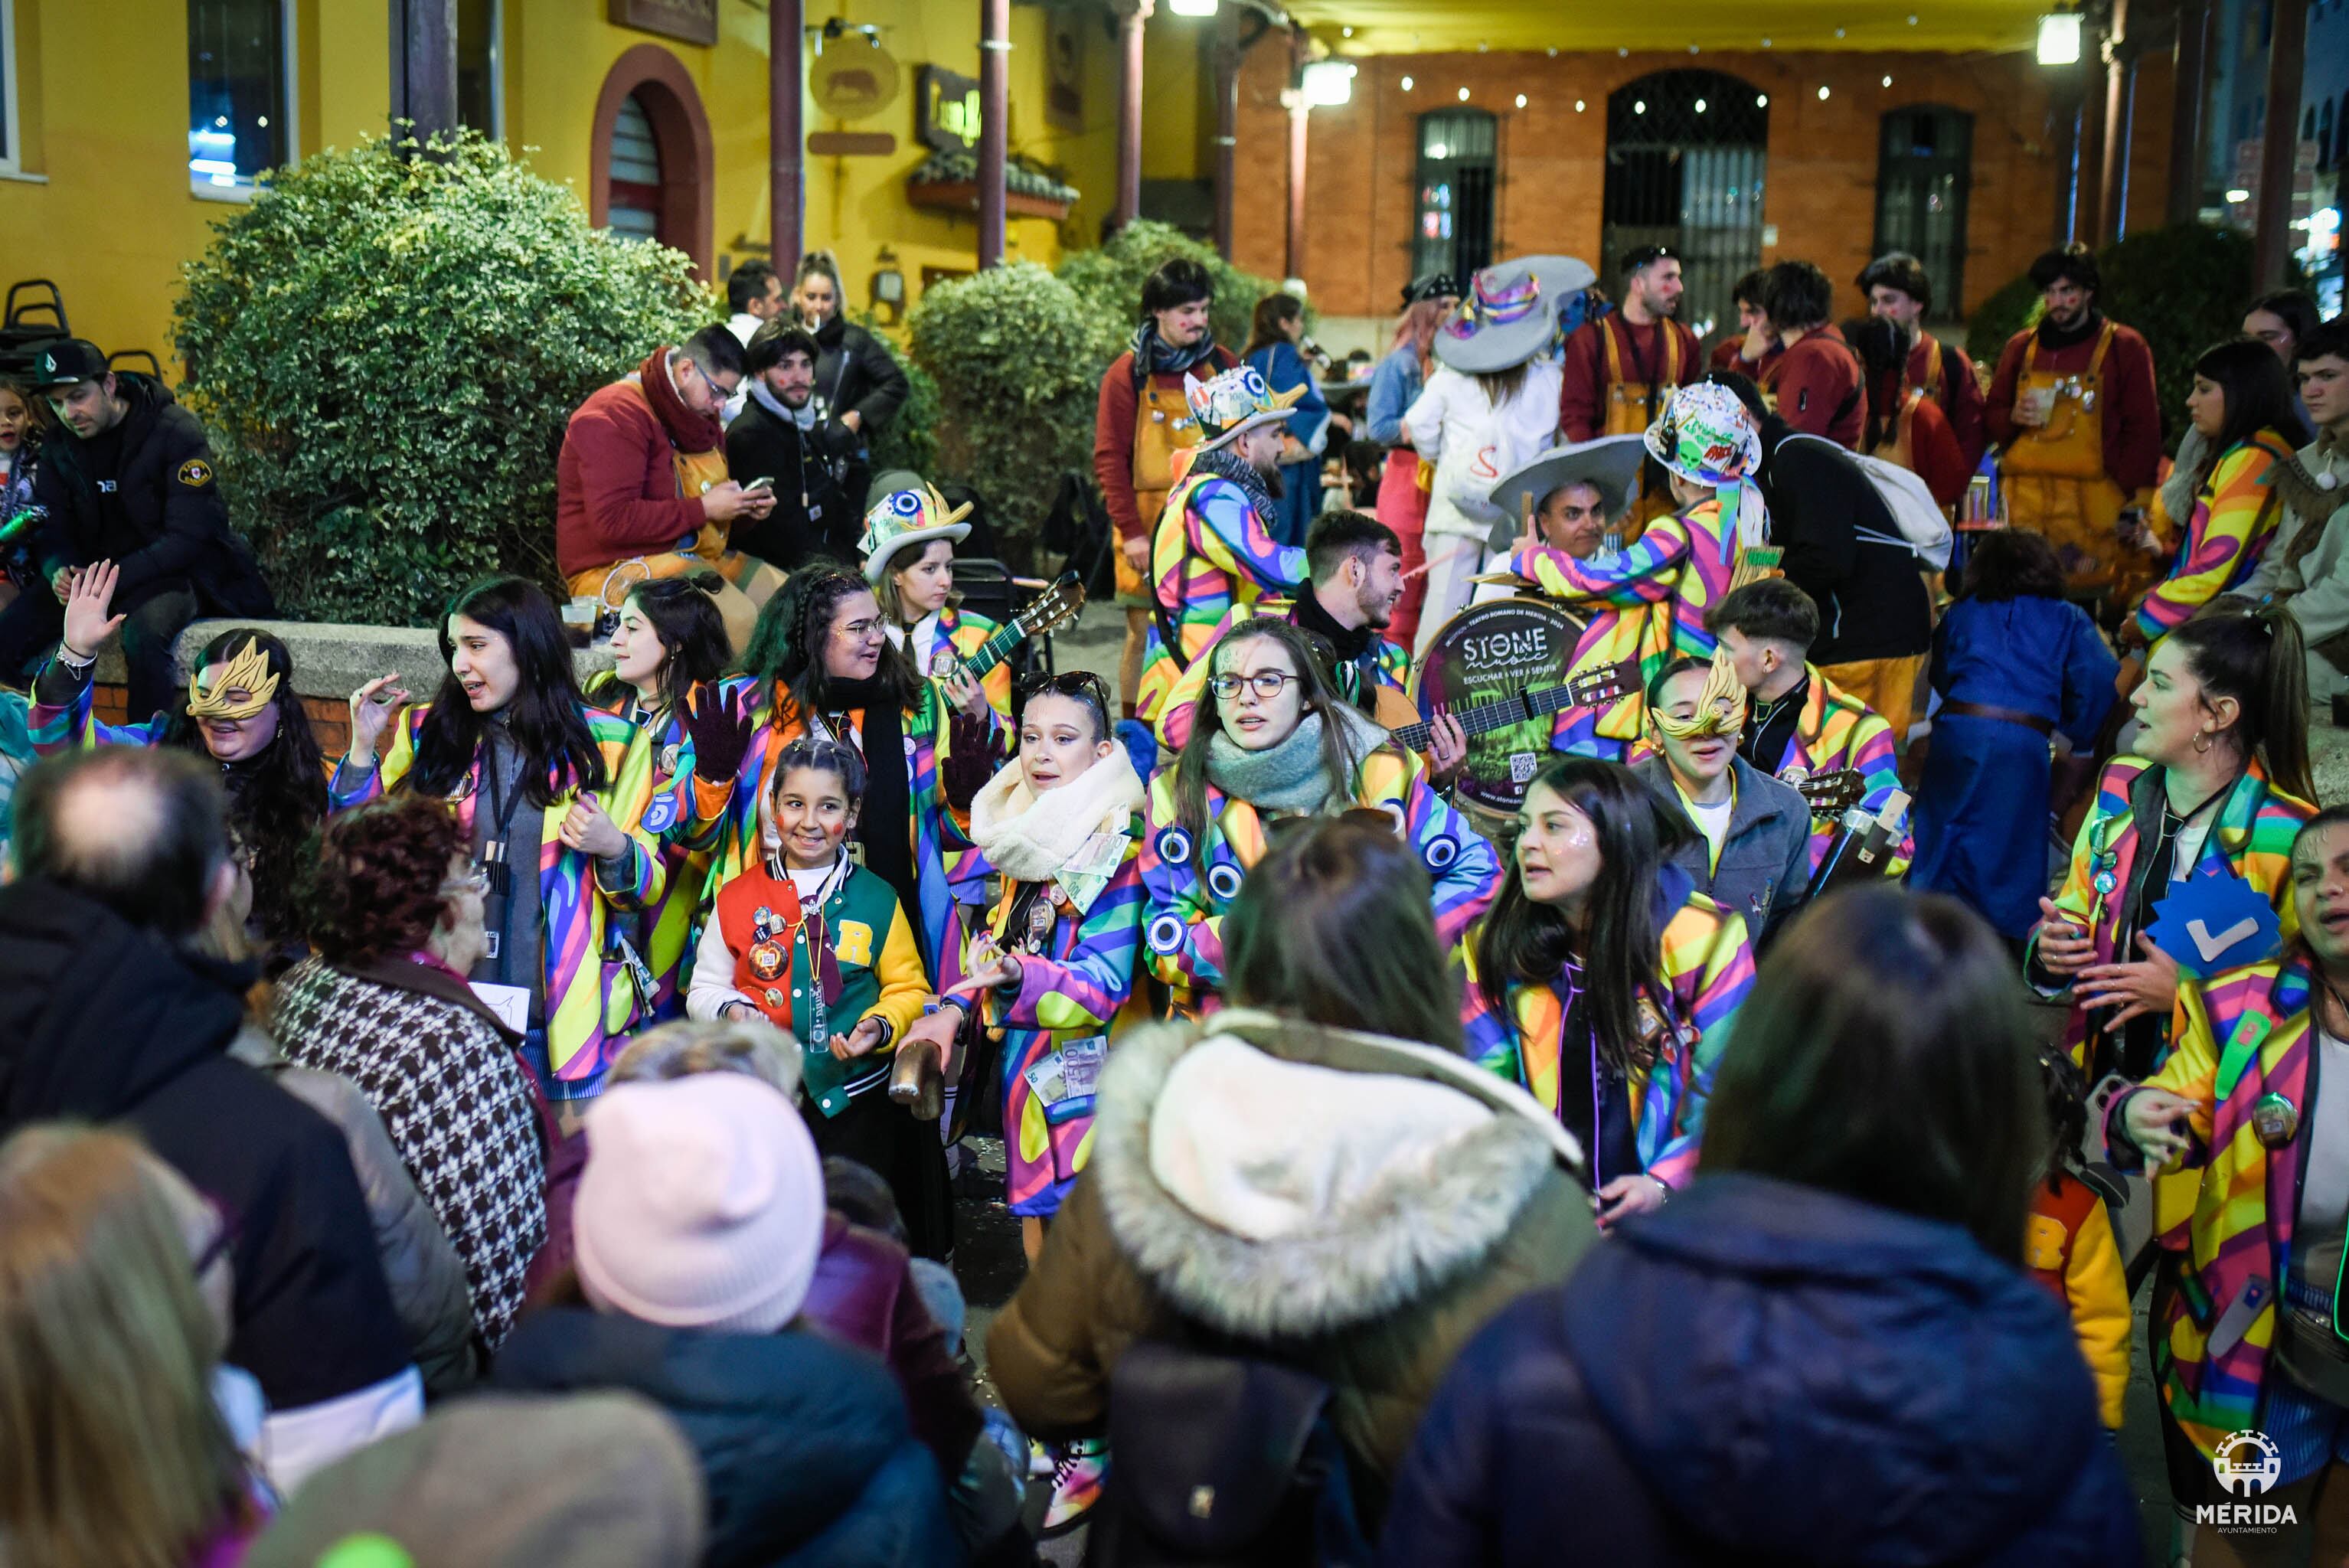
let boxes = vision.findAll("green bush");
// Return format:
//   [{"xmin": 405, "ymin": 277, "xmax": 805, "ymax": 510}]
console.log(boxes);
[
  {"xmin": 1964, "ymin": 223, "xmax": 2297, "ymax": 455},
  {"xmin": 907, "ymin": 261, "xmax": 1098, "ymax": 562},
  {"xmin": 174, "ymin": 128, "xmax": 710, "ymax": 626},
  {"xmin": 1055, "ymin": 219, "xmax": 1297, "ymax": 366}
]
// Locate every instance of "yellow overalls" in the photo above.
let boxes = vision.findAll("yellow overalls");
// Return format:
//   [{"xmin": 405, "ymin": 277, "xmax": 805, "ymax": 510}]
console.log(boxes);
[
  {"xmin": 2001, "ymin": 322, "xmax": 2128, "ymax": 594},
  {"xmin": 1603, "ymin": 318, "xmax": 1686, "ymax": 531}
]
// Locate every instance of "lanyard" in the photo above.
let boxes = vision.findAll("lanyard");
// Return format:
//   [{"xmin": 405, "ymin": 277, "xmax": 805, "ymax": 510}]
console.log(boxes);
[{"xmin": 476, "ymin": 741, "xmax": 532, "ymax": 897}]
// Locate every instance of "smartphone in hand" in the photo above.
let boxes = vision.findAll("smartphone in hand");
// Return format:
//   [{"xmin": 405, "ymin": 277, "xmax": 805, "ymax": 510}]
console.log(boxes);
[{"xmin": 743, "ymin": 476, "xmax": 775, "ymax": 494}]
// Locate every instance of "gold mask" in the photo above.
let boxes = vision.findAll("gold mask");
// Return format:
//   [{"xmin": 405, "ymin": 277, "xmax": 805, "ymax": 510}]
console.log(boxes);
[
  {"xmin": 185, "ymin": 637, "xmax": 280, "ymax": 722},
  {"xmin": 1648, "ymin": 651, "xmax": 1749, "ymax": 743}
]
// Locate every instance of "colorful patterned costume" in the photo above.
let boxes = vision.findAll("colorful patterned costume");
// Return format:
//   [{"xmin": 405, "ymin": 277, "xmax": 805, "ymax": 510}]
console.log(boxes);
[
  {"xmin": 943, "ymin": 821, "xmax": 1146, "ymax": 1217},
  {"xmin": 1501, "ymin": 495, "xmax": 1736, "ymax": 759},
  {"xmin": 328, "ymin": 703, "xmax": 676, "ymax": 1095},
  {"xmin": 1151, "ymin": 596, "xmax": 1411, "ymax": 750},
  {"xmin": 1749, "ymin": 665, "xmax": 1910, "ymax": 875},
  {"xmin": 2034, "ymin": 755, "xmax": 2313, "ymax": 1076},
  {"xmin": 1458, "ymin": 885, "xmax": 1754, "ymax": 1189},
  {"xmin": 582, "ymin": 671, "xmax": 707, "ymax": 1021},
  {"xmin": 1136, "ymin": 458, "xmax": 1308, "ymax": 724},
  {"xmin": 2134, "ymin": 432, "xmax": 2295, "ymax": 645},
  {"xmin": 2113, "ymin": 954, "xmax": 2319, "ymax": 1455},
  {"xmin": 1137, "ymin": 748, "xmax": 1498, "ymax": 1017}
]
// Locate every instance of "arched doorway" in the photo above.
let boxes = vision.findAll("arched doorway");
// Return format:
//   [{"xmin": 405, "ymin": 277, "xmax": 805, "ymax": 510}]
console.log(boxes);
[
  {"xmin": 1874, "ymin": 105, "xmax": 1974, "ymax": 320},
  {"xmin": 590, "ymin": 45, "xmax": 714, "ymax": 276},
  {"xmin": 1602, "ymin": 70, "xmax": 1768, "ymax": 339}
]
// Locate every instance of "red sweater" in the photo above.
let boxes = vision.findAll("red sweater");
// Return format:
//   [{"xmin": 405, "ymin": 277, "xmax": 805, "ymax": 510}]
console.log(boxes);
[
  {"xmin": 1559, "ymin": 315, "xmax": 1703, "ymax": 443},
  {"xmin": 1764, "ymin": 323, "xmax": 1867, "ymax": 449},
  {"xmin": 554, "ymin": 377, "xmax": 706, "ymax": 578},
  {"xmin": 1707, "ymin": 335, "xmax": 1782, "ymax": 384},
  {"xmin": 1871, "ymin": 387, "xmax": 1973, "ymax": 508},
  {"xmin": 1910, "ymin": 333, "xmax": 1989, "ymax": 473},
  {"xmin": 1983, "ymin": 316, "xmax": 2164, "ymax": 496},
  {"xmin": 1092, "ymin": 345, "xmax": 1239, "ymax": 544}
]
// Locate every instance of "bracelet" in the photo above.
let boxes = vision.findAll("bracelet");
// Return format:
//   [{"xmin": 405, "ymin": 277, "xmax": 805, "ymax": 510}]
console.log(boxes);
[
  {"xmin": 55, "ymin": 643, "xmax": 96, "ymax": 669},
  {"xmin": 1648, "ymin": 1175, "xmax": 1671, "ymax": 1202}
]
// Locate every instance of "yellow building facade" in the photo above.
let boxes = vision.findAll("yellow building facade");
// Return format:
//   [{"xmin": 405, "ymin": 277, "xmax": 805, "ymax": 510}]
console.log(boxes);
[{"xmin": 0, "ymin": 0, "xmax": 1223, "ymax": 371}]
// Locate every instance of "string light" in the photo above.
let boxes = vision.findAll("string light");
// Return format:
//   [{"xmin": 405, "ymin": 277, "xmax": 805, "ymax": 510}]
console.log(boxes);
[
  {"xmin": 1457, "ymin": 86, "xmax": 1470, "ymax": 100},
  {"xmin": 1400, "ymin": 74, "xmax": 1413, "ymax": 90},
  {"xmin": 1515, "ymin": 93, "xmax": 1527, "ymax": 108},
  {"xmin": 1817, "ymin": 83, "xmax": 1831, "ymax": 99}
]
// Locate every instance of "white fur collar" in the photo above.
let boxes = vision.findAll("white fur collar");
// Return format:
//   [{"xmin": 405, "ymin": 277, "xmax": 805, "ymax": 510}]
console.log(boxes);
[
  {"xmin": 969, "ymin": 745, "xmax": 1145, "ymax": 887},
  {"xmin": 1090, "ymin": 1011, "xmax": 1578, "ymax": 1338}
]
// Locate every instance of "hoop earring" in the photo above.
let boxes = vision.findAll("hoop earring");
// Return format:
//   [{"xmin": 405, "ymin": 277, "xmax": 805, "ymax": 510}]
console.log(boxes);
[{"xmin": 2193, "ymin": 730, "xmax": 2214, "ymax": 753}]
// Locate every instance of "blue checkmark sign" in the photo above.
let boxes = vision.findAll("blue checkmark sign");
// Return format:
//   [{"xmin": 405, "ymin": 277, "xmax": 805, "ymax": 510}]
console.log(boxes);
[{"xmin": 2146, "ymin": 874, "xmax": 2284, "ymax": 979}]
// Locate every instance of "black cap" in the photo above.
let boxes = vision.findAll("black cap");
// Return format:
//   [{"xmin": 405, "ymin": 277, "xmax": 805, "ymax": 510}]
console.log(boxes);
[
  {"xmin": 1403, "ymin": 273, "xmax": 1462, "ymax": 306},
  {"xmin": 31, "ymin": 338, "xmax": 108, "ymax": 389}
]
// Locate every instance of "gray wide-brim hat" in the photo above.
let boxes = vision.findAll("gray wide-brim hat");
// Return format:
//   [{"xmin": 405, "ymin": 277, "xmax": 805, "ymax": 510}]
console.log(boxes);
[
  {"xmin": 1502, "ymin": 253, "xmax": 1599, "ymax": 300},
  {"xmin": 1432, "ymin": 261, "xmax": 1559, "ymax": 375},
  {"xmin": 1484, "ymin": 434, "xmax": 1648, "ymax": 551}
]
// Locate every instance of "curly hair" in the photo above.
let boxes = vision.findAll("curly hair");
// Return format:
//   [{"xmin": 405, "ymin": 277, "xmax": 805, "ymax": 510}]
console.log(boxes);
[{"xmin": 302, "ymin": 795, "xmax": 470, "ymax": 965}]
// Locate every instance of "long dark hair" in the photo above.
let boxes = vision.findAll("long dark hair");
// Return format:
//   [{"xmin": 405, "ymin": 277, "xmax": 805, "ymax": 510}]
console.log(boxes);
[
  {"xmin": 2191, "ymin": 338, "xmax": 2313, "ymax": 488},
  {"xmin": 158, "ymin": 629, "xmax": 327, "ymax": 949},
  {"xmin": 1852, "ymin": 315, "xmax": 1914, "ymax": 457},
  {"xmin": 1242, "ymin": 292, "xmax": 1303, "ymax": 361},
  {"xmin": 2168, "ymin": 596, "xmax": 2315, "ymax": 802},
  {"xmin": 1224, "ymin": 814, "xmax": 1460, "ymax": 1053},
  {"xmin": 623, "ymin": 576, "xmax": 730, "ymax": 714},
  {"xmin": 1701, "ymin": 886, "xmax": 2047, "ymax": 1263},
  {"xmin": 410, "ymin": 576, "xmax": 606, "ymax": 808},
  {"xmin": 1171, "ymin": 619, "xmax": 1385, "ymax": 867},
  {"xmin": 1475, "ymin": 756, "xmax": 1692, "ymax": 1080},
  {"xmin": 736, "ymin": 562, "xmax": 916, "ymax": 723}
]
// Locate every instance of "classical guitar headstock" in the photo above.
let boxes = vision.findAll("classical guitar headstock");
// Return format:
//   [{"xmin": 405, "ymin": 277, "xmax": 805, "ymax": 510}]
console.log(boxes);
[
  {"xmin": 1794, "ymin": 768, "xmax": 1867, "ymax": 815},
  {"xmin": 1014, "ymin": 572, "xmax": 1087, "ymax": 641}
]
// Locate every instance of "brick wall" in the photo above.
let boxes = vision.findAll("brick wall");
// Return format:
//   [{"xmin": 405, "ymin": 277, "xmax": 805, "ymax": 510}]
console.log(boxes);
[{"xmin": 1237, "ymin": 42, "xmax": 2177, "ymax": 328}]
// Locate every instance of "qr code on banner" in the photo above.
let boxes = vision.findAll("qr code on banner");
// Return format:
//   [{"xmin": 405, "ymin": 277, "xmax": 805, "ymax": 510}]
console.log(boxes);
[{"xmin": 1510, "ymin": 753, "xmax": 1539, "ymax": 785}]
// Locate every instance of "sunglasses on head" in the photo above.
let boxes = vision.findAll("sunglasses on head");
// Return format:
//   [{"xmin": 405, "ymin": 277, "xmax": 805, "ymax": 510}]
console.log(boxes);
[{"xmin": 1016, "ymin": 669, "xmax": 1112, "ymax": 716}]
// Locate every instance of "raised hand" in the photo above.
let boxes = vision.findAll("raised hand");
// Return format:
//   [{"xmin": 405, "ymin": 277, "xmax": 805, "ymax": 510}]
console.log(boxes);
[
  {"xmin": 682, "ymin": 681, "xmax": 754, "ymax": 785},
  {"xmin": 347, "ymin": 672, "xmax": 410, "ymax": 766},
  {"xmin": 60, "ymin": 560, "xmax": 125, "ymax": 658}
]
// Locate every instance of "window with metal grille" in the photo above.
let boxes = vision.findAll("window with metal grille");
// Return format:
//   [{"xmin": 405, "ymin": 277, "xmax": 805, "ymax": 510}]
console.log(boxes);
[
  {"xmin": 1601, "ymin": 70, "xmax": 1767, "ymax": 340},
  {"xmin": 1413, "ymin": 110, "xmax": 1497, "ymax": 283},
  {"xmin": 1874, "ymin": 106, "xmax": 1973, "ymax": 322},
  {"xmin": 188, "ymin": 0, "xmax": 293, "ymax": 195},
  {"xmin": 607, "ymin": 95, "xmax": 663, "ymax": 243}
]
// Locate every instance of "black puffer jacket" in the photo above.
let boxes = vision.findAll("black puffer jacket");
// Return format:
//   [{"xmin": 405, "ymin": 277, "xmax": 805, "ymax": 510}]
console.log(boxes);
[
  {"xmin": 811, "ymin": 315, "xmax": 910, "ymax": 439},
  {"xmin": 0, "ymin": 877, "xmax": 410, "ymax": 1411},
  {"xmin": 30, "ymin": 373, "xmax": 273, "ymax": 614},
  {"xmin": 493, "ymin": 1307, "xmax": 965, "ymax": 1568}
]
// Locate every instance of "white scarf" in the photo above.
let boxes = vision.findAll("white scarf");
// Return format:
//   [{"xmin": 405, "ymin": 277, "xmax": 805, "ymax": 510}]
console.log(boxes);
[{"xmin": 971, "ymin": 745, "xmax": 1146, "ymax": 895}]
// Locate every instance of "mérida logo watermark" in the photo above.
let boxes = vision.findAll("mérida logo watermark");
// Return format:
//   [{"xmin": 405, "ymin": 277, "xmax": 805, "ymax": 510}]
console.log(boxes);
[{"xmin": 2198, "ymin": 1430, "xmax": 2298, "ymax": 1534}]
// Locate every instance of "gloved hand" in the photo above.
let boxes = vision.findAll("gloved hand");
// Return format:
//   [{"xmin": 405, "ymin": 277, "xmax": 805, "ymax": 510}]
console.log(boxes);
[{"xmin": 682, "ymin": 682, "xmax": 755, "ymax": 786}]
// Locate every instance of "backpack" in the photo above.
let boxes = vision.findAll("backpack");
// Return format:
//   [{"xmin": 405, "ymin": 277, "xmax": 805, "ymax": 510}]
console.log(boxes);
[
  {"xmin": 1782, "ymin": 432, "xmax": 1953, "ymax": 571},
  {"xmin": 1086, "ymin": 1341, "xmax": 1372, "ymax": 1568}
]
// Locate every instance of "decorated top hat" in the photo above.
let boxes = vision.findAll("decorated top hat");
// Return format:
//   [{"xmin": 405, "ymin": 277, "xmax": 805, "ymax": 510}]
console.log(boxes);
[
  {"xmin": 1184, "ymin": 363, "xmax": 1305, "ymax": 454},
  {"xmin": 1642, "ymin": 381, "xmax": 1762, "ymax": 490},
  {"xmin": 1433, "ymin": 265, "xmax": 1558, "ymax": 375},
  {"xmin": 858, "ymin": 480, "xmax": 975, "ymax": 583}
]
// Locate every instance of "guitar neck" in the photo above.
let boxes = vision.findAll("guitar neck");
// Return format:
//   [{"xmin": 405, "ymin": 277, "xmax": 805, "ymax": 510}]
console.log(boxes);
[
  {"xmin": 1388, "ymin": 682, "xmax": 1582, "ymax": 751},
  {"xmin": 957, "ymin": 621, "xmax": 1028, "ymax": 683}
]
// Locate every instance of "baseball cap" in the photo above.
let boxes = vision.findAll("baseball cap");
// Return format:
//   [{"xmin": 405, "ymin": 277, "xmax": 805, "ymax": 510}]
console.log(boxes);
[{"xmin": 31, "ymin": 339, "xmax": 109, "ymax": 390}]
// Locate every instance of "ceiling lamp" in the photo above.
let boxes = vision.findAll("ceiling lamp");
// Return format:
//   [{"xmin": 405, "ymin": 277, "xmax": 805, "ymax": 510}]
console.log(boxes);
[
  {"xmin": 2037, "ymin": 11, "xmax": 2083, "ymax": 64},
  {"xmin": 1302, "ymin": 59, "xmax": 1357, "ymax": 106}
]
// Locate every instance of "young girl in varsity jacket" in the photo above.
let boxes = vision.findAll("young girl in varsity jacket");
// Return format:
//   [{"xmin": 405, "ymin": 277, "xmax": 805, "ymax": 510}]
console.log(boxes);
[
  {"xmin": 941, "ymin": 671, "xmax": 1145, "ymax": 1264},
  {"xmin": 338, "ymin": 576, "xmax": 681, "ymax": 1103},
  {"xmin": 1459, "ymin": 756, "xmax": 1754, "ymax": 1225},
  {"xmin": 687, "ymin": 736, "xmax": 942, "ymax": 1255}
]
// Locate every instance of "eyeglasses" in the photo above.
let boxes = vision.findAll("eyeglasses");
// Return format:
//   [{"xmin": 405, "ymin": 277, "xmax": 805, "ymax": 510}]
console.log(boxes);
[
  {"xmin": 1207, "ymin": 670, "xmax": 1301, "ymax": 701},
  {"xmin": 442, "ymin": 867, "xmax": 492, "ymax": 897}
]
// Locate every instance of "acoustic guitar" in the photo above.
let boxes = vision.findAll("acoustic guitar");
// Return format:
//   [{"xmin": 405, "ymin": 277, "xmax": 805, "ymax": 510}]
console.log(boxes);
[
  {"xmin": 1380, "ymin": 660, "xmax": 1642, "ymax": 753},
  {"xmin": 929, "ymin": 573, "xmax": 1087, "ymax": 685}
]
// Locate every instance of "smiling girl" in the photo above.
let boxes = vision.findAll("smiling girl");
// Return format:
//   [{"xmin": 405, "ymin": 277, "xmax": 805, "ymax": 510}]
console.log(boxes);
[
  {"xmin": 1459, "ymin": 756, "xmax": 1755, "ymax": 1227},
  {"xmin": 688, "ymin": 737, "xmax": 936, "ymax": 1250},
  {"xmin": 33, "ymin": 560, "xmax": 328, "ymax": 962},
  {"xmin": 336, "ymin": 575, "xmax": 679, "ymax": 1102}
]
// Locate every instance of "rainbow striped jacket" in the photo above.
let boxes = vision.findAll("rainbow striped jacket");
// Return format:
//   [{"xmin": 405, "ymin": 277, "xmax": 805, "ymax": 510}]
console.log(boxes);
[
  {"xmin": 328, "ymin": 701, "xmax": 676, "ymax": 1095},
  {"xmin": 1457, "ymin": 884, "xmax": 1755, "ymax": 1189},
  {"xmin": 690, "ymin": 675, "xmax": 992, "ymax": 972},
  {"xmin": 942, "ymin": 819, "xmax": 1147, "ymax": 1217},
  {"xmin": 1501, "ymin": 497, "xmax": 1736, "ymax": 759},
  {"xmin": 2135, "ymin": 433, "xmax": 2293, "ymax": 643},
  {"xmin": 1756, "ymin": 665, "xmax": 1911, "ymax": 876},
  {"xmin": 28, "ymin": 660, "xmax": 180, "ymax": 752},
  {"xmin": 1137, "ymin": 747, "xmax": 1499, "ymax": 1017},
  {"xmin": 1152, "ymin": 596, "xmax": 1410, "ymax": 751},
  {"xmin": 900, "ymin": 606, "xmax": 1013, "ymax": 723},
  {"xmin": 1137, "ymin": 467, "xmax": 1308, "ymax": 722},
  {"xmin": 2115, "ymin": 953, "xmax": 2320, "ymax": 1457},
  {"xmin": 2035, "ymin": 755, "xmax": 2313, "ymax": 1070},
  {"xmin": 582, "ymin": 672, "xmax": 708, "ymax": 1023}
]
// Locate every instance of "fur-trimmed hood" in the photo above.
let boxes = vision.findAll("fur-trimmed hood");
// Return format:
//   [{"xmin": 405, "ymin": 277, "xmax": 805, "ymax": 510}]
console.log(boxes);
[{"xmin": 1089, "ymin": 1009, "xmax": 1581, "ymax": 1341}]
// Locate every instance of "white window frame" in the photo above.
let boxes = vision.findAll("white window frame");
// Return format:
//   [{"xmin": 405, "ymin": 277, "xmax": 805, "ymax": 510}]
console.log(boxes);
[
  {"xmin": 188, "ymin": 0, "xmax": 299, "ymax": 204},
  {"xmin": 0, "ymin": 0, "xmax": 21, "ymax": 178}
]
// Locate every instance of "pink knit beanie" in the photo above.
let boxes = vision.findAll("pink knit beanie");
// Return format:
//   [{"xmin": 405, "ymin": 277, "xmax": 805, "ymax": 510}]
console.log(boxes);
[{"xmin": 573, "ymin": 1075, "xmax": 825, "ymax": 1335}]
